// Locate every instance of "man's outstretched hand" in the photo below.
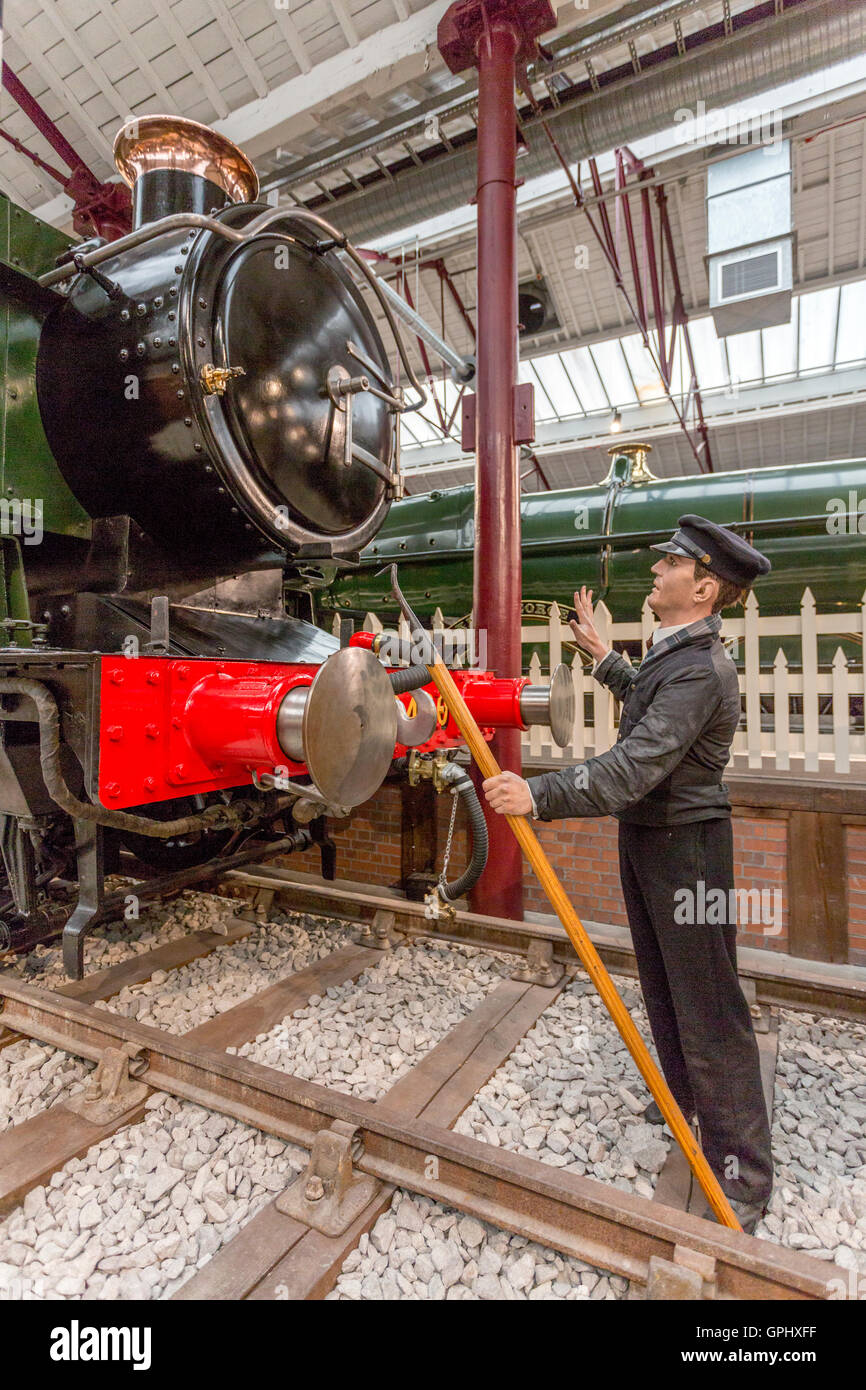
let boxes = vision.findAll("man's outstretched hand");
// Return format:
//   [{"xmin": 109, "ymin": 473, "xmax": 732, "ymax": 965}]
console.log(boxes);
[
  {"xmin": 482, "ymin": 770, "xmax": 533, "ymax": 817},
  {"xmin": 569, "ymin": 585, "xmax": 608, "ymax": 663}
]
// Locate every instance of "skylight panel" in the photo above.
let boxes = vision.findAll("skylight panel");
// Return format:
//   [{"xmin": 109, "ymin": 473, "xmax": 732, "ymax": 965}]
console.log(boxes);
[
  {"xmin": 761, "ymin": 305, "xmax": 798, "ymax": 379},
  {"xmin": 687, "ymin": 316, "xmax": 728, "ymax": 391},
  {"xmin": 519, "ymin": 359, "xmax": 557, "ymax": 421},
  {"xmin": 798, "ymin": 286, "xmax": 839, "ymax": 373},
  {"xmin": 531, "ymin": 353, "xmax": 582, "ymax": 417},
  {"xmin": 620, "ymin": 333, "xmax": 666, "ymax": 403},
  {"xmin": 835, "ymin": 281, "xmax": 866, "ymax": 366},
  {"xmin": 440, "ymin": 377, "xmax": 462, "ymax": 423},
  {"xmin": 404, "ymin": 411, "xmax": 440, "ymax": 445},
  {"xmin": 560, "ymin": 347, "xmax": 609, "ymax": 412},
  {"xmin": 589, "ymin": 339, "xmax": 638, "ymax": 408},
  {"xmin": 400, "ymin": 418, "xmax": 423, "ymax": 448},
  {"xmin": 724, "ymin": 329, "xmax": 762, "ymax": 388}
]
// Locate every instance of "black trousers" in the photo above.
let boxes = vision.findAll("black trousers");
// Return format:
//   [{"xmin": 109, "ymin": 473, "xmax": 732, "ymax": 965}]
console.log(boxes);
[{"xmin": 618, "ymin": 818, "xmax": 774, "ymax": 1206}]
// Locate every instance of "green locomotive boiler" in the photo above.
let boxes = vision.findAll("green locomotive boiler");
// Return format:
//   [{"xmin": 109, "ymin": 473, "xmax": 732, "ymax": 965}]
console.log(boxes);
[{"xmin": 318, "ymin": 443, "xmax": 866, "ymax": 670}]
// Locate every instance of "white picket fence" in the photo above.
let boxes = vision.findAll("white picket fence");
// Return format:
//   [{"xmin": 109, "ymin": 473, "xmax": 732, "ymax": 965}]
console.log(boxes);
[{"xmin": 352, "ymin": 587, "xmax": 866, "ymax": 780}]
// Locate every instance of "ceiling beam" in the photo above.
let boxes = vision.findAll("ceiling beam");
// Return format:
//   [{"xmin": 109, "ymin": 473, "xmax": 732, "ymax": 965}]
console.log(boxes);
[
  {"xmin": 149, "ymin": 0, "xmax": 230, "ymax": 120},
  {"xmin": 36, "ymin": 5, "xmax": 130, "ymax": 124},
  {"xmin": 271, "ymin": 6, "xmax": 313, "ymax": 76},
  {"xmin": 101, "ymin": 3, "xmax": 176, "ymax": 110},
  {"xmin": 208, "ymin": 0, "xmax": 269, "ymax": 101},
  {"xmin": 209, "ymin": 1, "xmax": 454, "ymax": 161},
  {"xmin": 329, "ymin": 0, "xmax": 359, "ymax": 49},
  {"xmin": 3, "ymin": 25, "xmax": 112, "ymax": 162}
]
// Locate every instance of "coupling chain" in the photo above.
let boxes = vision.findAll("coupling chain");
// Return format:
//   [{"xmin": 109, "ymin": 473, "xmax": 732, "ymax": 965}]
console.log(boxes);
[{"xmin": 439, "ymin": 787, "xmax": 459, "ymax": 889}]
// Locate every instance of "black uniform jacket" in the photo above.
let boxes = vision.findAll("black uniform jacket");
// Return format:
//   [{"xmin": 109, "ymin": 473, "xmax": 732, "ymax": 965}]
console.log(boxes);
[{"xmin": 527, "ymin": 618, "xmax": 741, "ymax": 825}]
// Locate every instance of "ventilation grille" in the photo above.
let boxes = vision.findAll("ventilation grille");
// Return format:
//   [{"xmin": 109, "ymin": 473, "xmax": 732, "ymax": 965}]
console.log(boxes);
[{"xmin": 720, "ymin": 251, "xmax": 780, "ymax": 300}]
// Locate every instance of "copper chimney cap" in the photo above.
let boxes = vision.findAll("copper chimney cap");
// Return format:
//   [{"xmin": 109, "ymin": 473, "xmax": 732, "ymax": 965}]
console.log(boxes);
[{"xmin": 113, "ymin": 115, "xmax": 259, "ymax": 206}]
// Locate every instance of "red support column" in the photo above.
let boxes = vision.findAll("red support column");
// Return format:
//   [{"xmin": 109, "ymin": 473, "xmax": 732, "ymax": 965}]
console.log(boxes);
[
  {"xmin": 439, "ymin": 0, "xmax": 554, "ymax": 920},
  {"xmin": 471, "ymin": 17, "xmax": 523, "ymax": 920}
]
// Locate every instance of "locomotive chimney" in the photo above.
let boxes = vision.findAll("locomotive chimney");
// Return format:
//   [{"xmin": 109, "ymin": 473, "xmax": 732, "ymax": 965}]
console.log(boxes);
[{"xmin": 113, "ymin": 115, "xmax": 259, "ymax": 229}]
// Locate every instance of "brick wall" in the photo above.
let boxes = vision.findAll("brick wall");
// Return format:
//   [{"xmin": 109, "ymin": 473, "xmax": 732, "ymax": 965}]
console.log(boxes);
[
  {"xmin": 524, "ymin": 816, "xmax": 627, "ymax": 926},
  {"xmin": 732, "ymin": 815, "xmax": 788, "ymax": 954},
  {"xmin": 293, "ymin": 788, "xmax": 802, "ymax": 956},
  {"xmin": 849, "ymin": 824, "xmax": 866, "ymax": 966}
]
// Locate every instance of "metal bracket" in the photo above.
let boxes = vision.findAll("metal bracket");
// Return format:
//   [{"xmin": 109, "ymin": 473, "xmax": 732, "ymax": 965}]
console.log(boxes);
[
  {"xmin": 741, "ymin": 976, "xmax": 770, "ymax": 1033},
  {"xmin": 511, "ymin": 937, "xmax": 564, "ymax": 987},
  {"xmin": 423, "ymin": 886, "xmax": 456, "ymax": 927},
  {"xmin": 67, "ymin": 1043, "xmax": 149, "ymax": 1125},
  {"xmin": 143, "ymin": 594, "xmax": 170, "ymax": 654},
  {"xmin": 1, "ymin": 617, "xmax": 49, "ymax": 648},
  {"xmin": 275, "ymin": 1120, "xmax": 380, "ymax": 1235},
  {"xmin": 647, "ymin": 1244, "xmax": 717, "ymax": 1301},
  {"xmin": 224, "ymin": 886, "xmax": 275, "ymax": 931},
  {"xmin": 326, "ymin": 362, "xmax": 402, "ymax": 491},
  {"xmin": 513, "ymin": 380, "xmax": 535, "ymax": 444},
  {"xmin": 250, "ymin": 768, "xmax": 349, "ymax": 819},
  {"xmin": 408, "ymin": 749, "xmax": 453, "ymax": 792},
  {"xmin": 355, "ymin": 909, "xmax": 404, "ymax": 951}
]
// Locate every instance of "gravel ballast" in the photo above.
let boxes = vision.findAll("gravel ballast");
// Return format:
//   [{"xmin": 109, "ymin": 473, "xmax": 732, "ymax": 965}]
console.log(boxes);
[
  {"xmin": 1, "ymin": 884, "xmax": 234, "ymax": 988},
  {"xmin": 95, "ymin": 909, "xmax": 355, "ymax": 1034},
  {"xmin": 0, "ymin": 1096, "xmax": 308, "ymax": 1300},
  {"xmin": 2, "ymin": 890, "xmax": 865, "ymax": 1301},
  {"xmin": 454, "ymin": 973, "xmax": 669, "ymax": 1199},
  {"xmin": 234, "ymin": 938, "xmax": 514, "ymax": 1101},
  {"xmin": 0, "ymin": 1040, "xmax": 91, "ymax": 1135},
  {"xmin": 327, "ymin": 1190, "xmax": 631, "ymax": 1300},
  {"xmin": 756, "ymin": 1009, "xmax": 866, "ymax": 1279}
]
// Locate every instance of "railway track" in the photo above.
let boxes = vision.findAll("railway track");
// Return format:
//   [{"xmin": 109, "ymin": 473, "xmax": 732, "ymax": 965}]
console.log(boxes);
[
  {"xmin": 0, "ymin": 878, "xmax": 861, "ymax": 1303},
  {"xmin": 223, "ymin": 866, "xmax": 866, "ymax": 1026}
]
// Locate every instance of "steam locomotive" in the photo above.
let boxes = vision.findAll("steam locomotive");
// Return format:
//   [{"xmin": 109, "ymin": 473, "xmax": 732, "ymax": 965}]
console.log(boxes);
[{"xmin": 0, "ymin": 115, "xmax": 568, "ymax": 977}]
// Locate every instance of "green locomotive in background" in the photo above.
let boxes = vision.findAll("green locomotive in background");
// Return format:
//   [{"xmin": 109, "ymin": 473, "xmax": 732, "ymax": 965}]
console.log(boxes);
[{"xmin": 317, "ymin": 444, "xmax": 866, "ymax": 670}]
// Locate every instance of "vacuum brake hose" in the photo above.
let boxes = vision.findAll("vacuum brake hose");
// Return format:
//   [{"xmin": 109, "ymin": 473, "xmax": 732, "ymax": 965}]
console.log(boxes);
[
  {"xmin": 0, "ymin": 677, "xmax": 296, "ymax": 838},
  {"xmin": 388, "ymin": 664, "xmax": 432, "ymax": 695},
  {"xmin": 438, "ymin": 760, "xmax": 488, "ymax": 903}
]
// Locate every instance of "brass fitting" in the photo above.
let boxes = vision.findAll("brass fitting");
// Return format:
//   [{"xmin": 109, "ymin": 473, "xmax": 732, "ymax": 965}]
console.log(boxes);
[
  {"xmin": 200, "ymin": 363, "xmax": 246, "ymax": 396},
  {"xmin": 423, "ymin": 886, "xmax": 457, "ymax": 927},
  {"xmin": 408, "ymin": 749, "xmax": 452, "ymax": 792}
]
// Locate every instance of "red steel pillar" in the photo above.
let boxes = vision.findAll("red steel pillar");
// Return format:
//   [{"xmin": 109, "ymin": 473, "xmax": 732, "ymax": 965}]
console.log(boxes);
[{"xmin": 439, "ymin": 0, "xmax": 555, "ymax": 920}]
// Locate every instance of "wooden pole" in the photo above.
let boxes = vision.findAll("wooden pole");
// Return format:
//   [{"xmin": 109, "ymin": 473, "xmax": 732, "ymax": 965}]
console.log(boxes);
[{"xmin": 416, "ymin": 641, "xmax": 742, "ymax": 1231}]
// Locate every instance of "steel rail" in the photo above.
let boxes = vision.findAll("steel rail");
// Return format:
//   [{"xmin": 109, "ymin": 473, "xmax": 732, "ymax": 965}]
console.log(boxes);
[
  {"xmin": 0, "ymin": 975, "xmax": 835, "ymax": 1300},
  {"xmin": 223, "ymin": 868, "xmax": 866, "ymax": 1024}
]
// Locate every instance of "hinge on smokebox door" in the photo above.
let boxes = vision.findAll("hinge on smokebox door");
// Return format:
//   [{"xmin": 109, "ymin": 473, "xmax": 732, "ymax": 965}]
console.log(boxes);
[
  {"xmin": 67, "ymin": 1043, "xmax": 149, "ymax": 1125},
  {"xmin": 276, "ymin": 1120, "xmax": 380, "ymax": 1236}
]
